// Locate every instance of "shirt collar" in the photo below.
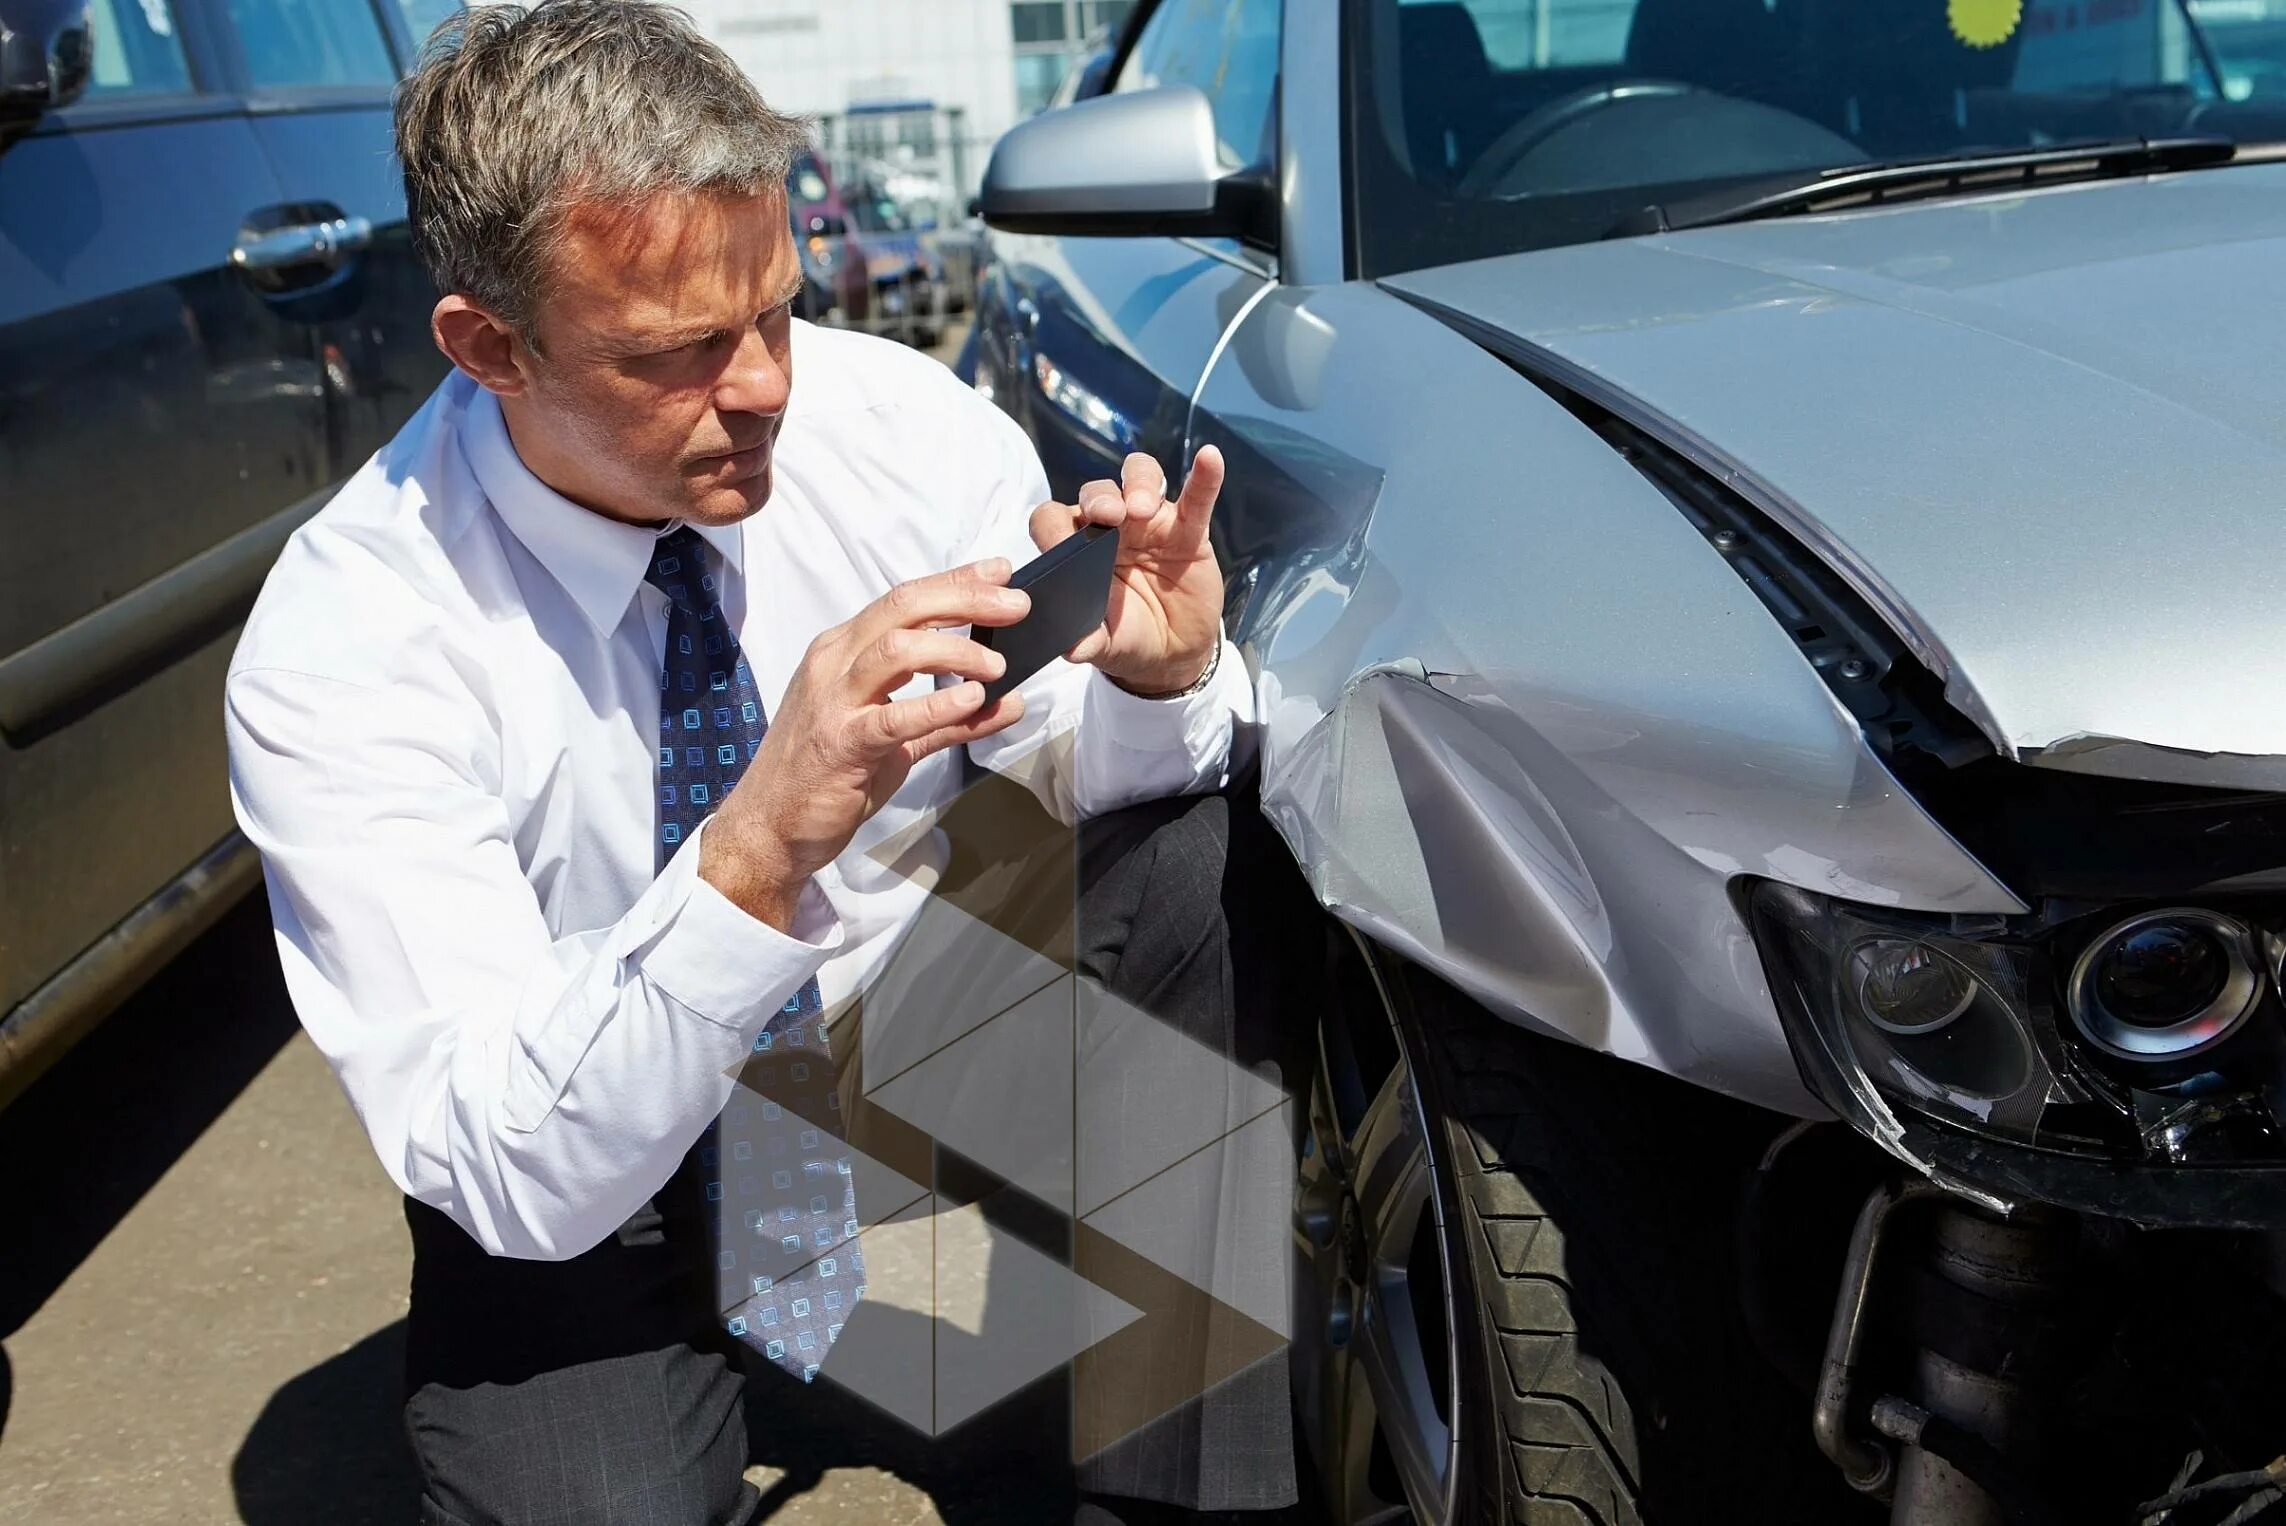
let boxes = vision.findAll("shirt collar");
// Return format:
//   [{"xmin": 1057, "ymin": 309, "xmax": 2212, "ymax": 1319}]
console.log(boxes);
[{"xmin": 462, "ymin": 384, "xmax": 747, "ymax": 634}]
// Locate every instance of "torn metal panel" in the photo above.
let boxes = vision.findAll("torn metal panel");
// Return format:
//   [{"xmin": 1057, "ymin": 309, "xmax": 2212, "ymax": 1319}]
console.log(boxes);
[
  {"xmin": 1192, "ymin": 280, "xmax": 2025, "ymax": 1111},
  {"xmin": 2022, "ymin": 732, "xmax": 2286, "ymax": 793},
  {"xmin": 1257, "ymin": 664, "xmax": 2025, "ymax": 1115}
]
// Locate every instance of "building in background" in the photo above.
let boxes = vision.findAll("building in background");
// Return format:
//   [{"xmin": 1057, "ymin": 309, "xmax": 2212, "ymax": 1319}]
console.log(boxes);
[
  {"xmin": 692, "ymin": 0, "xmax": 1134, "ymax": 203},
  {"xmin": 1011, "ymin": 0, "xmax": 1136, "ymax": 114},
  {"xmin": 691, "ymin": 0, "xmax": 1136, "ymax": 345}
]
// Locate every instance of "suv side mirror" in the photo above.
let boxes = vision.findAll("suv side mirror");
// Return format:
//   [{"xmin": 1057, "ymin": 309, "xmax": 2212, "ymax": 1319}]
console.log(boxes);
[
  {"xmin": 1, "ymin": 0, "xmax": 91, "ymax": 135},
  {"xmin": 980, "ymin": 85, "xmax": 1275, "ymax": 248}
]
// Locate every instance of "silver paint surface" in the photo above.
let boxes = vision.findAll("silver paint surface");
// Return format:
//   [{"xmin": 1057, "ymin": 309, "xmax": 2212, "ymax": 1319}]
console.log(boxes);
[
  {"xmin": 1000, "ymin": 43, "xmax": 2286, "ymax": 1114},
  {"xmin": 1276, "ymin": 0, "xmax": 1346, "ymax": 289},
  {"xmin": 981, "ymin": 85, "xmax": 1225, "ymax": 220},
  {"xmin": 1197, "ymin": 284, "xmax": 2020, "ymax": 1114},
  {"xmin": 1384, "ymin": 164, "xmax": 2286, "ymax": 786}
]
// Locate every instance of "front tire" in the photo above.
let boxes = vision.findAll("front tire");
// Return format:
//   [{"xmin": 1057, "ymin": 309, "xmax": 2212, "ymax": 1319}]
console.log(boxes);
[{"xmin": 1305, "ymin": 944, "xmax": 1863, "ymax": 1524}]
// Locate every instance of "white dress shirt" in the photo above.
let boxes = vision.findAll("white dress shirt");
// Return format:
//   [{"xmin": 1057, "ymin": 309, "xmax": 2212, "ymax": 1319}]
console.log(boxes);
[{"xmin": 225, "ymin": 321, "xmax": 1253, "ymax": 1261}]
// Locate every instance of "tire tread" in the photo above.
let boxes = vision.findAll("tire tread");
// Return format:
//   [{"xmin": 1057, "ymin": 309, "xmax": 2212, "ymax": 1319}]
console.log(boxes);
[
  {"xmin": 1422, "ymin": 1006, "xmax": 1653, "ymax": 1525},
  {"xmin": 1400, "ymin": 971, "xmax": 1857, "ymax": 1525}
]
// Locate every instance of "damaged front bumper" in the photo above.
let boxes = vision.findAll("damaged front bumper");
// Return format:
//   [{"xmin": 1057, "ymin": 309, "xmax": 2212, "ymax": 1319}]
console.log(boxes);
[{"xmin": 1747, "ymin": 879, "xmax": 2286, "ymax": 1230}]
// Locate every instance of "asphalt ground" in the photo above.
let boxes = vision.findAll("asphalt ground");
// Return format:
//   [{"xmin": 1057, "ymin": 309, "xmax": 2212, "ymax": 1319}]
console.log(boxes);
[
  {"xmin": 0, "ymin": 319, "xmax": 1286, "ymax": 1525},
  {"xmin": 0, "ymin": 894, "xmax": 1021, "ymax": 1524}
]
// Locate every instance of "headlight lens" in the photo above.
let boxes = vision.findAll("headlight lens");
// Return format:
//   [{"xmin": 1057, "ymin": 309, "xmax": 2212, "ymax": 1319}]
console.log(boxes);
[
  {"xmin": 1033, "ymin": 352, "xmax": 1135, "ymax": 450},
  {"xmin": 1749, "ymin": 882, "xmax": 2286, "ymax": 1167},
  {"xmin": 1853, "ymin": 939, "xmax": 1977, "ymax": 1034},
  {"xmin": 2068, "ymin": 909, "xmax": 2261, "ymax": 1060}
]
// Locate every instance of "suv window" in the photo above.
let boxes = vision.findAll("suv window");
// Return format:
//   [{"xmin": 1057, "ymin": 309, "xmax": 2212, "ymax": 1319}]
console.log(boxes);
[
  {"xmin": 1113, "ymin": 0, "xmax": 1280, "ymax": 169},
  {"xmin": 85, "ymin": 0, "xmax": 193, "ymax": 97},
  {"xmin": 225, "ymin": 0, "xmax": 398, "ymax": 89}
]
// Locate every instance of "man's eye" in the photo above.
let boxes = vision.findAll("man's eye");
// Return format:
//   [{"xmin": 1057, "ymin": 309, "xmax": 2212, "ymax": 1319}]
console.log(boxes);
[{"xmin": 657, "ymin": 330, "xmax": 730, "ymax": 357}]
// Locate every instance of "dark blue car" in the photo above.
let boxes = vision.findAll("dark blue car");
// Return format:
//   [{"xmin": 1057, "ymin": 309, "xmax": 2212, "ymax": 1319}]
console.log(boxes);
[{"xmin": 0, "ymin": 0, "xmax": 446, "ymax": 1106}]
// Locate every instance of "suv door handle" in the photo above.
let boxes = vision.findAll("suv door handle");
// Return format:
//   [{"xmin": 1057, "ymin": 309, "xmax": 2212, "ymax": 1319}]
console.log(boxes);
[{"xmin": 230, "ymin": 215, "xmax": 374, "ymax": 276}]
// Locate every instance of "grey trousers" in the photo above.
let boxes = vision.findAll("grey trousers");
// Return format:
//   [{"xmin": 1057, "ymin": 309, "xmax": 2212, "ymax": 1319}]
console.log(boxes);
[{"xmin": 401, "ymin": 786, "xmax": 1315, "ymax": 1525}]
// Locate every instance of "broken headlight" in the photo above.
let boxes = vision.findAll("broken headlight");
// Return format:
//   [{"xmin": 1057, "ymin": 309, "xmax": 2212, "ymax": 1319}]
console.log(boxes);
[{"xmin": 1748, "ymin": 883, "xmax": 2286, "ymax": 1200}]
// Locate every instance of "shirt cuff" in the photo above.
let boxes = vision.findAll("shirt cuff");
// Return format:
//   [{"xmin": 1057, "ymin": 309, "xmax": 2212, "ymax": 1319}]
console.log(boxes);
[
  {"xmin": 618, "ymin": 816, "xmax": 844, "ymax": 1030},
  {"xmin": 1081, "ymin": 636, "xmax": 1249, "ymax": 755}
]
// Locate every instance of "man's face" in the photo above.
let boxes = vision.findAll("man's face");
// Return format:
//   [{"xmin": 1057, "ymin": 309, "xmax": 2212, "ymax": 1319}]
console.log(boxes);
[{"xmin": 505, "ymin": 187, "xmax": 803, "ymax": 528}]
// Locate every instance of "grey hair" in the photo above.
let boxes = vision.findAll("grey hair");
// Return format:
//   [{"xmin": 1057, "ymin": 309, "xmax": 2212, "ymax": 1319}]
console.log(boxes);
[{"xmin": 394, "ymin": 0, "xmax": 808, "ymax": 343}]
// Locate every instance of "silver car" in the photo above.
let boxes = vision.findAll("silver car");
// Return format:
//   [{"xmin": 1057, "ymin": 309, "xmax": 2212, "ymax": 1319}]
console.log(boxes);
[{"xmin": 972, "ymin": 0, "xmax": 2286, "ymax": 1522}]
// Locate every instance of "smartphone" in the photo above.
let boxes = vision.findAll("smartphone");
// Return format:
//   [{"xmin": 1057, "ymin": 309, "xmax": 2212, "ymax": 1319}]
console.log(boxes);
[{"xmin": 970, "ymin": 525, "xmax": 1120, "ymax": 705}]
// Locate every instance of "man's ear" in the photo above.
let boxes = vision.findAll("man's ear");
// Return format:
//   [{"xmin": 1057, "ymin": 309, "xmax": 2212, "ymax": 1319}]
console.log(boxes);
[{"xmin": 432, "ymin": 294, "xmax": 531, "ymax": 396}]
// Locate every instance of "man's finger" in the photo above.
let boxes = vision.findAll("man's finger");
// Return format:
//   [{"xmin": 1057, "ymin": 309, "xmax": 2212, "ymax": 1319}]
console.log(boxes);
[
  {"xmin": 850, "ymin": 560, "xmax": 1024, "ymax": 645},
  {"xmin": 1172, "ymin": 444, "xmax": 1226, "ymax": 537},
  {"xmin": 847, "ymin": 628, "xmax": 1007, "ymax": 703},
  {"xmin": 1077, "ymin": 477, "xmax": 1128, "ymax": 531},
  {"xmin": 1030, "ymin": 499, "xmax": 1084, "ymax": 552},
  {"xmin": 870, "ymin": 680, "xmax": 983, "ymax": 750},
  {"xmin": 876, "ymin": 685, "xmax": 1023, "ymax": 753},
  {"xmin": 1120, "ymin": 452, "xmax": 1169, "ymax": 520},
  {"xmin": 900, "ymin": 692, "xmax": 1028, "ymax": 763}
]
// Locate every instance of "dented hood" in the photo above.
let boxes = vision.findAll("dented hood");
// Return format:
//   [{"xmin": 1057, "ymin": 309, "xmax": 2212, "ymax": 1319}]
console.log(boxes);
[{"xmin": 1384, "ymin": 163, "xmax": 2286, "ymax": 789}]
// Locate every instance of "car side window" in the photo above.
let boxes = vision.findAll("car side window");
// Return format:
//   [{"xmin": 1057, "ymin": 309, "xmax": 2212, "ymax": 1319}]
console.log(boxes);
[
  {"xmin": 1113, "ymin": 0, "xmax": 1281, "ymax": 169},
  {"xmin": 225, "ymin": 0, "xmax": 399, "ymax": 89},
  {"xmin": 84, "ymin": 0, "xmax": 193, "ymax": 97}
]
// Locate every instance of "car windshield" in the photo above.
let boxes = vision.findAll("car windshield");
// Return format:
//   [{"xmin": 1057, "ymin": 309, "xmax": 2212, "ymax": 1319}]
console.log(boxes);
[
  {"xmin": 848, "ymin": 188, "xmax": 909, "ymax": 234},
  {"xmin": 1349, "ymin": 0, "xmax": 2286, "ymax": 275}
]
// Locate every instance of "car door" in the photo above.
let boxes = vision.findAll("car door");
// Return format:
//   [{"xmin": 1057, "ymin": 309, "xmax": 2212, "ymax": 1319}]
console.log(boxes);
[
  {"xmin": 0, "ymin": 0, "xmax": 329, "ymax": 1029},
  {"xmin": 222, "ymin": 0, "xmax": 445, "ymax": 476},
  {"xmin": 977, "ymin": 0, "xmax": 1279, "ymax": 501}
]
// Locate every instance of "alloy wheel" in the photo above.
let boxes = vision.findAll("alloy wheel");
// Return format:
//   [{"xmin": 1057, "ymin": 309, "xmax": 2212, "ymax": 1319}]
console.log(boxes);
[{"xmin": 1297, "ymin": 985, "xmax": 1463, "ymax": 1526}]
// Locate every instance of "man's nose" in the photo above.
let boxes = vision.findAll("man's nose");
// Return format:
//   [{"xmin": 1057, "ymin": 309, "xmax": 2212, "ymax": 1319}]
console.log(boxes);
[{"xmin": 713, "ymin": 326, "xmax": 789, "ymax": 417}]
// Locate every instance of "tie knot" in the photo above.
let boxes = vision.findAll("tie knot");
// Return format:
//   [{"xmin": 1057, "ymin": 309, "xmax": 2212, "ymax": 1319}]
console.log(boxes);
[{"xmin": 645, "ymin": 527, "xmax": 718, "ymax": 615}]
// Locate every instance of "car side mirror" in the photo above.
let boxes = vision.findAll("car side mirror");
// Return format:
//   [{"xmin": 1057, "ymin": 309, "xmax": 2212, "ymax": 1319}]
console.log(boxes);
[
  {"xmin": 1, "ymin": 0, "xmax": 91, "ymax": 140},
  {"xmin": 980, "ymin": 84, "xmax": 1275, "ymax": 248}
]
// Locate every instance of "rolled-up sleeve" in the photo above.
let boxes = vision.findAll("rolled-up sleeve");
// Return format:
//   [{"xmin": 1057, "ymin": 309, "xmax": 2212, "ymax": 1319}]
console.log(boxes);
[
  {"xmin": 226, "ymin": 665, "xmax": 841, "ymax": 1261},
  {"xmin": 958, "ymin": 406, "xmax": 1257, "ymax": 822}
]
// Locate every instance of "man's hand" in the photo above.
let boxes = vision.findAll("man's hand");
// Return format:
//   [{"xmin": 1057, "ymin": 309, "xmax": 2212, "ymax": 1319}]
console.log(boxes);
[
  {"xmin": 699, "ymin": 560, "xmax": 1031, "ymax": 929},
  {"xmin": 1030, "ymin": 445, "xmax": 1227, "ymax": 697}
]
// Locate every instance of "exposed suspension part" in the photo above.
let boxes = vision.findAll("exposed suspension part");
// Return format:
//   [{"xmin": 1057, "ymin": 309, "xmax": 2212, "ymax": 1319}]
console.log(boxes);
[
  {"xmin": 1813, "ymin": 1181, "xmax": 2081, "ymax": 1524},
  {"xmin": 1887, "ymin": 1203, "xmax": 2078, "ymax": 1525}
]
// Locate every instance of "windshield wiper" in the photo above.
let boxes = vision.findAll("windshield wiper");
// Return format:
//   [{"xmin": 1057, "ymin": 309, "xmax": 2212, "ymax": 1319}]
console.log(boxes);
[{"xmin": 1609, "ymin": 135, "xmax": 2238, "ymax": 238}]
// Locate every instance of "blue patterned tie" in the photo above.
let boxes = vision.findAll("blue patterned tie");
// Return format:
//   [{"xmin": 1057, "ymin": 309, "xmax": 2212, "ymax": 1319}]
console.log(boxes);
[{"xmin": 646, "ymin": 527, "xmax": 860, "ymax": 1384}]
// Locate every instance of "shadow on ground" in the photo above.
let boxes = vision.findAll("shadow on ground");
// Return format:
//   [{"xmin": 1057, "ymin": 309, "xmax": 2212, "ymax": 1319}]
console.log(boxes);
[
  {"xmin": 0, "ymin": 894, "xmax": 428, "ymax": 1520},
  {"xmin": 0, "ymin": 897, "xmax": 294, "ymax": 1424},
  {"xmin": 233, "ymin": 1323, "xmax": 418, "ymax": 1525}
]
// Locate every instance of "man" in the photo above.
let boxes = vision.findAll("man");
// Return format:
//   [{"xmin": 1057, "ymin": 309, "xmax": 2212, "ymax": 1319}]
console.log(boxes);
[{"xmin": 225, "ymin": 3, "xmax": 1300, "ymax": 1523}]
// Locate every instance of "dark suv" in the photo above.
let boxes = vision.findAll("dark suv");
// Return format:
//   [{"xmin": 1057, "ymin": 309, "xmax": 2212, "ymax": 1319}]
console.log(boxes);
[{"xmin": 0, "ymin": 0, "xmax": 446, "ymax": 1107}]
